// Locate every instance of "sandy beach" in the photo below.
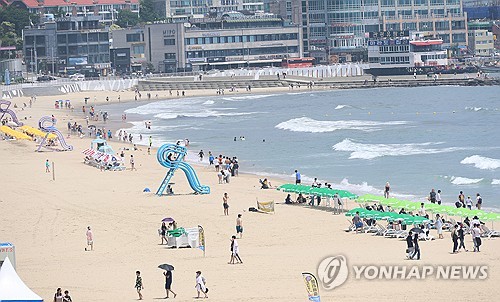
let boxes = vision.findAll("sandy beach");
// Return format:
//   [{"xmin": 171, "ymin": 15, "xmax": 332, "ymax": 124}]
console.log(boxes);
[{"xmin": 1, "ymin": 86, "xmax": 499, "ymax": 301}]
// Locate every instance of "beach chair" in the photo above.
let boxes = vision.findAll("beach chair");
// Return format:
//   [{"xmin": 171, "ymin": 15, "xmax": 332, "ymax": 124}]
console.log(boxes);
[
  {"xmin": 481, "ymin": 226, "xmax": 500, "ymax": 238},
  {"xmin": 363, "ymin": 221, "xmax": 379, "ymax": 233},
  {"xmin": 345, "ymin": 219, "xmax": 355, "ymax": 232}
]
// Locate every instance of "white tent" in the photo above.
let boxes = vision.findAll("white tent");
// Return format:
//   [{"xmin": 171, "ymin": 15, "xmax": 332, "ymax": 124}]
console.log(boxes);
[{"xmin": 0, "ymin": 257, "xmax": 43, "ymax": 302}]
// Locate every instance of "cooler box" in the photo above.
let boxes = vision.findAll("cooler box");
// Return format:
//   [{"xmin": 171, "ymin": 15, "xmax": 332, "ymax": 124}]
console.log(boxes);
[{"xmin": 0, "ymin": 242, "xmax": 15, "ymax": 269}]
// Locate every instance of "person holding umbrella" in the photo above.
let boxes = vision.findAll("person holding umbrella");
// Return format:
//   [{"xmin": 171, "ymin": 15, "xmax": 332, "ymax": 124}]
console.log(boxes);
[
  {"xmin": 163, "ymin": 270, "xmax": 177, "ymax": 298},
  {"xmin": 412, "ymin": 233, "xmax": 420, "ymax": 260}
]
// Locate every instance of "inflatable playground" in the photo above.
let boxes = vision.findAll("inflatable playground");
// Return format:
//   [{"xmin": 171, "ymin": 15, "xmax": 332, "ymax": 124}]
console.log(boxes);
[
  {"xmin": 0, "ymin": 100, "xmax": 73, "ymax": 152},
  {"xmin": 82, "ymin": 138, "xmax": 124, "ymax": 171},
  {"xmin": 156, "ymin": 144, "xmax": 210, "ymax": 196}
]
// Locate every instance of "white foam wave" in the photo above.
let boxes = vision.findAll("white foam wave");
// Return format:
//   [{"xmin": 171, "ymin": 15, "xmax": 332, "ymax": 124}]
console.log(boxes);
[
  {"xmin": 334, "ymin": 105, "xmax": 350, "ymax": 110},
  {"xmin": 465, "ymin": 106, "xmax": 484, "ymax": 112},
  {"xmin": 275, "ymin": 117, "xmax": 409, "ymax": 133},
  {"xmin": 222, "ymin": 94, "xmax": 275, "ymax": 101},
  {"xmin": 332, "ymin": 139, "xmax": 465, "ymax": 160},
  {"xmin": 203, "ymin": 100, "xmax": 215, "ymax": 105},
  {"xmin": 461, "ymin": 155, "xmax": 500, "ymax": 170},
  {"xmin": 450, "ymin": 176, "xmax": 483, "ymax": 185},
  {"xmin": 154, "ymin": 111, "xmax": 259, "ymax": 120},
  {"xmin": 492, "ymin": 179, "xmax": 500, "ymax": 185}
]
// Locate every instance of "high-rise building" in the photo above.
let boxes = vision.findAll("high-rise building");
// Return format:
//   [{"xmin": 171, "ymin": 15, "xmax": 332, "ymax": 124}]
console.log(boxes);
[
  {"xmin": 153, "ymin": 0, "xmax": 266, "ymax": 19},
  {"xmin": 269, "ymin": 0, "xmax": 469, "ymax": 62}
]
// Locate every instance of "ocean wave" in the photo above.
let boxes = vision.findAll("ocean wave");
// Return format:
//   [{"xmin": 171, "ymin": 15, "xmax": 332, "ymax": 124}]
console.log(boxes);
[
  {"xmin": 275, "ymin": 117, "xmax": 409, "ymax": 133},
  {"xmin": 203, "ymin": 100, "xmax": 215, "ymax": 105},
  {"xmin": 465, "ymin": 106, "xmax": 484, "ymax": 112},
  {"xmin": 222, "ymin": 94, "xmax": 275, "ymax": 101},
  {"xmin": 450, "ymin": 176, "xmax": 483, "ymax": 185},
  {"xmin": 461, "ymin": 155, "xmax": 500, "ymax": 170},
  {"xmin": 334, "ymin": 105, "xmax": 350, "ymax": 110},
  {"xmin": 492, "ymin": 179, "xmax": 500, "ymax": 185},
  {"xmin": 154, "ymin": 111, "xmax": 260, "ymax": 120},
  {"xmin": 332, "ymin": 139, "xmax": 465, "ymax": 160}
]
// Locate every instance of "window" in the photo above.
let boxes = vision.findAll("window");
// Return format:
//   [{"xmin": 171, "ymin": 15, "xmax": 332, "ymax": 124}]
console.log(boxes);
[
  {"xmin": 132, "ymin": 44, "xmax": 144, "ymax": 55},
  {"xmin": 126, "ymin": 33, "xmax": 141, "ymax": 42},
  {"xmin": 164, "ymin": 53, "xmax": 176, "ymax": 60},
  {"xmin": 164, "ymin": 38, "xmax": 176, "ymax": 45},
  {"xmin": 57, "ymin": 35, "xmax": 66, "ymax": 44}
]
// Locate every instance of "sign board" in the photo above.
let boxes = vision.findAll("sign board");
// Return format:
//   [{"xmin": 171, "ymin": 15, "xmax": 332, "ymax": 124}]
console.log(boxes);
[{"xmin": 368, "ymin": 30, "xmax": 410, "ymax": 39}]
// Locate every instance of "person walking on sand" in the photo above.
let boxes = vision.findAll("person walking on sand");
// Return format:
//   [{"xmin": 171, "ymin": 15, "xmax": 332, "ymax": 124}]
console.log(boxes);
[
  {"xmin": 160, "ymin": 222, "xmax": 168, "ymax": 245},
  {"xmin": 149, "ymin": 136, "xmax": 152, "ymax": 147},
  {"xmin": 405, "ymin": 231, "xmax": 414, "ymax": 259},
  {"xmin": 384, "ymin": 182, "xmax": 390, "ymax": 198},
  {"xmin": 130, "ymin": 155, "xmax": 136, "ymax": 171},
  {"xmin": 45, "ymin": 159, "xmax": 50, "ymax": 173},
  {"xmin": 62, "ymin": 290, "xmax": 72, "ymax": 302},
  {"xmin": 163, "ymin": 270, "xmax": 177, "ymax": 299},
  {"xmin": 435, "ymin": 214, "xmax": 444, "ymax": 239},
  {"xmin": 223, "ymin": 193, "xmax": 229, "ymax": 216},
  {"xmin": 236, "ymin": 214, "xmax": 243, "ymax": 238},
  {"xmin": 412, "ymin": 233, "xmax": 420, "ymax": 260},
  {"xmin": 476, "ymin": 193, "xmax": 483, "ymax": 210},
  {"xmin": 198, "ymin": 150, "xmax": 204, "ymax": 161},
  {"xmin": 458, "ymin": 223, "xmax": 467, "ymax": 252},
  {"xmin": 451, "ymin": 224, "xmax": 459, "ymax": 253},
  {"xmin": 195, "ymin": 271, "xmax": 208, "ymax": 299},
  {"xmin": 54, "ymin": 288, "xmax": 63, "ymax": 302},
  {"xmin": 135, "ymin": 271, "xmax": 144, "ymax": 300},
  {"xmin": 230, "ymin": 235, "xmax": 243, "ymax": 264},
  {"xmin": 472, "ymin": 224, "xmax": 482, "ymax": 252},
  {"xmin": 85, "ymin": 226, "xmax": 93, "ymax": 251}
]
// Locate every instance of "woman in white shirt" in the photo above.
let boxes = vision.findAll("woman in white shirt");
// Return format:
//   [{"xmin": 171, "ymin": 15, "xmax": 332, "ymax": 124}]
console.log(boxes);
[{"xmin": 195, "ymin": 271, "xmax": 208, "ymax": 298}]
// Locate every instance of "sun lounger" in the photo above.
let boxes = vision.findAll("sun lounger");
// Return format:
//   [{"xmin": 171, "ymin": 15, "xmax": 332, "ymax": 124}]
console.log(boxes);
[{"xmin": 481, "ymin": 226, "xmax": 500, "ymax": 238}]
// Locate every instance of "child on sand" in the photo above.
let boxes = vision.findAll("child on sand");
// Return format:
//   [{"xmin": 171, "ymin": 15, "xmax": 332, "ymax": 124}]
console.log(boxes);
[
  {"xmin": 195, "ymin": 271, "xmax": 208, "ymax": 298},
  {"xmin": 45, "ymin": 159, "xmax": 50, "ymax": 173},
  {"xmin": 135, "ymin": 271, "xmax": 144, "ymax": 300}
]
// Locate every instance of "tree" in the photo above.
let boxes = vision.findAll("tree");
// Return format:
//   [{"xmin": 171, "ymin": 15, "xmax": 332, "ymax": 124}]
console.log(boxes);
[
  {"xmin": 0, "ymin": 6, "xmax": 37, "ymax": 38},
  {"xmin": 139, "ymin": 0, "xmax": 160, "ymax": 23},
  {"xmin": 116, "ymin": 9, "xmax": 139, "ymax": 28}
]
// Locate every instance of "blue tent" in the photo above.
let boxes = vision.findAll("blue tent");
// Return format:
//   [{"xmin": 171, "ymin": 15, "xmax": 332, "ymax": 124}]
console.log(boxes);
[{"xmin": 0, "ymin": 257, "xmax": 43, "ymax": 302}]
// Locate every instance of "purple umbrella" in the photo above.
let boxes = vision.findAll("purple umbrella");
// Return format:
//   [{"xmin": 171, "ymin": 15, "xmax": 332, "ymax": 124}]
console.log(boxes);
[{"xmin": 162, "ymin": 217, "xmax": 175, "ymax": 223}]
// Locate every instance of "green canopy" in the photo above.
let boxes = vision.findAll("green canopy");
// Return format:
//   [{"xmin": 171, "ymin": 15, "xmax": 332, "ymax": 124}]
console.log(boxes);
[{"xmin": 277, "ymin": 184, "xmax": 358, "ymax": 199}]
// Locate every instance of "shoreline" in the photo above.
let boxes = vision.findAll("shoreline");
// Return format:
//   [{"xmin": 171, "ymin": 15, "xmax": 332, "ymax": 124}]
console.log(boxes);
[{"xmin": 1, "ymin": 83, "xmax": 500, "ymax": 301}]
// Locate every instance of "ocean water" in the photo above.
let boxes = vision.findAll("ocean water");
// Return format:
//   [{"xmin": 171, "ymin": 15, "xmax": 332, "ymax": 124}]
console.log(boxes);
[{"xmin": 101, "ymin": 86, "xmax": 500, "ymax": 210}]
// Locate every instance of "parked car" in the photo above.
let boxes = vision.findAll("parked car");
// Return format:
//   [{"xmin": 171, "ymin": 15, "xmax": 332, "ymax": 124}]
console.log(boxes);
[
  {"xmin": 36, "ymin": 75, "xmax": 56, "ymax": 82},
  {"xmin": 70, "ymin": 74, "xmax": 85, "ymax": 81}
]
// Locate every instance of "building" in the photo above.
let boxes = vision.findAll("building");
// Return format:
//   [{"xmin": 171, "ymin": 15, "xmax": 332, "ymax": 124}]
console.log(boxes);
[
  {"xmin": 463, "ymin": 0, "xmax": 500, "ymax": 20},
  {"xmin": 269, "ymin": 0, "xmax": 468, "ymax": 62},
  {"xmin": 9, "ymin": 0, "xmax": 139, "ymax": 25},
  {"xmin": 468, "ymin": 29, "xmax": 495, "ymax": 56},
  {"xmin": 153, "ymin": 0, "xmax": 266, "ymax": 19},
  {"xmin": 23, "ymin": 15, "xmax": 111, "ymax": 75},
  {"xmin": 367, "ymin": 31, "xmax": 448, "ymax": 75},
  {"xmin": 111, "ymin": 12, "xmax": 302, "ymax": 72}
]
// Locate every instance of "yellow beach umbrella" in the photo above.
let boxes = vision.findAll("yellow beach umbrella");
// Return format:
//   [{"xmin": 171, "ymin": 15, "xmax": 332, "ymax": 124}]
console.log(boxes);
[{"xmin": 19, "ymin": 125, "xmax": 57, "ymax": 140}]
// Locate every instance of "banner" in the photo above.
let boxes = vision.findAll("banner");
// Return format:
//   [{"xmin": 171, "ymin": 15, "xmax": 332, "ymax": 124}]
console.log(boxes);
[
  {"xmin": 302, "ymin": 272, "xmax": 321, "ymax": 302},
  {"xmin": 257, "ymin": 200, "xmax": 274, "ymax": 213},
  {"xmin": 198, "ymin": 225, "xmax": 205, "ymax": 256}
]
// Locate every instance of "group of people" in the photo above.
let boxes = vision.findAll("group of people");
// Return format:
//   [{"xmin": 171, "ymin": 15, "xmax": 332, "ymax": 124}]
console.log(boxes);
[
  {"xmin": 211, "ymin": 154, "xmax": 239, "ymax": 184},
  {"xmin": 53, "ymin": 288, "xmax": 72, "ymax": 302}
]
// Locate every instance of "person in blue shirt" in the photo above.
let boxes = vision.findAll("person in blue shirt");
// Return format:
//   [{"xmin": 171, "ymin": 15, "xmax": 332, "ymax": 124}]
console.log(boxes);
[
  {"xmin": 295, "ymin": 170, "xmax": 301, "ymax": 184},
  {"xmin": 208, "ymin": 152, "xmax": 214, "ymax": 165}
]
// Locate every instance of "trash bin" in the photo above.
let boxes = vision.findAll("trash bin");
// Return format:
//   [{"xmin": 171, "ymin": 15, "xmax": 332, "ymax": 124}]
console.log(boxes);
[{"xmin": 0, "ymin": 242, "xmax": 15, "ymax": 269}]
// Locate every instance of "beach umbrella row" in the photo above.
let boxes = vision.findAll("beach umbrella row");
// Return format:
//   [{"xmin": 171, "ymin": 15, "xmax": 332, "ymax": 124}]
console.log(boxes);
[
  {"xmin": 346, "ymin": 207, "xmax": 430, "ymax": 225},
  {"xmin": 277, "ymin": 184, "xmax": 358, "ymax": 199},
  {"xmin": 357, "ymin": 194, "xmax": 500, "ymax": 220}
]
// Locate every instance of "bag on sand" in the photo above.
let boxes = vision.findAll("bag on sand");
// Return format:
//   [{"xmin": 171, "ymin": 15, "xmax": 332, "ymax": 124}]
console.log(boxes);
[{"xmin": 205, "ymin": 288, "xmax": 209, "ymax": 293}]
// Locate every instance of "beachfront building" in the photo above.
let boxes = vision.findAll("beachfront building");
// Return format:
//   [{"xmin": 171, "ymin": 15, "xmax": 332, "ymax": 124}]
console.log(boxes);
[
  {"xmin": 268, "ymin": 0, "xmax": 469, "ymax": 62},
  {"xmin": 7, "ymin": 0, "xmax": 140, "ymax": 25},
  {"xmin": 111, "ymin": 11, "xmax": 302, "ymax": 72},
  {"xmin": 468, "ymin": 29, "xmax": 495, "ymax": 56},
  {"xmin": 367, "ymin": 31, "xmax": 448, "ymax": 75},
  {"xmin": 22, "ymin": 15, "xmax": 111, "ymax": 75},
  {"xmin": 463, "ymin": 0, "xmax": 500, "ymax": 20},
  {"xmin": 153, "ymin": 0, "xmax": 266, "ymax": 19}
]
